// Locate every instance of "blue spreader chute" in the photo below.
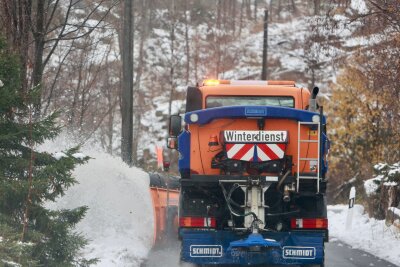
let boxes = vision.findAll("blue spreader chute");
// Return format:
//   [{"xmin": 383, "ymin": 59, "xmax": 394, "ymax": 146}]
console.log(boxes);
[{"xmin": 228, "ymin": 233, "xmax": 280, "ymax": 249}]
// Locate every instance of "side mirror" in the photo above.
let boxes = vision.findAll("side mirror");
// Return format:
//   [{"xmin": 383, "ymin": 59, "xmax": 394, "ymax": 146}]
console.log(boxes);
[
  {"xmin": 169, "ymin": 115, "xmax": 182, "ymax": 137},
  {"xmin": 167, "ymin": 137, "xmax": 178, "ymax": 149}
]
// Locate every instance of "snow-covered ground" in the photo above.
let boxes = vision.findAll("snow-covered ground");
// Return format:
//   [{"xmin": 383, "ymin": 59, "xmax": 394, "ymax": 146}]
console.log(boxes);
[
  {"xmin": 328, "ymin": 204, "xmax": 400, "ymax": 266},
  {"xmin": 44, "ymin": 138, "xmax": 154, "ymax": 266}
]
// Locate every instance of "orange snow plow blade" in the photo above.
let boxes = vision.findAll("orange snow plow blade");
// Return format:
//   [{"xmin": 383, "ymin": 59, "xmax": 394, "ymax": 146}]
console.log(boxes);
[{"xmin": 149, "ymin": 173, "xmax": 180, "ymax": 244}]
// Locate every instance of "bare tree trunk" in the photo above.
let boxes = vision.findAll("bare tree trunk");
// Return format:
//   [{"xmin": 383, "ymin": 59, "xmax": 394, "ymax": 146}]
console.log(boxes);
[
  {"xmin": 254, "ymin": 0, "xmax": 257, "ymax": 21},
  {"xmin": 216, "ymin": 0, "xmax": 222, "ymax": 77},
  {"xmin": 31, "ymin": 0, "xmax": 45, "ymax": 113},
  {"xmin": 194, "ymin": 34, "xmax": 199, "ymax": 82},
  {"xmin": 291, "ymin": 0, "xmax": 297, "ymax": 13},
  {"xmin": 277, "ymin": 0, "xmax": 282, "ymax": 19},
  {"xmin": 2, "ymin": 0, "xmax": 115, "ymax": 103},
  {"xmin": 21, "ymin": 105, "xmax": 34, "ymax": 241},
  {"xmin": 239, "ymin": 0, "xmax": 244, "ymax": 37},
  {"xmin": 184, "ymin": 0, "xmax": 190, "ymax": 83},
  {"xmin": 131, "ymin": 0, "xmax": 148, "ymax": 165},
  {"xmin": 217, "ymin": 0, "xmax": 222, "ymax": 33},
  {"xmin": 43, "ymin": 41, "xmax": 74, "ymax": 115},
  {"xmin": 222, "ymin": 0, "xmax": 227, "ymax": 27},
  {"xmin": 167, "ymin": 0, "xmax": 176, "ymax": 117},
  {"xmin": 70, "ymin": 51, "xmax": 84, "ymax": 127},
  {"xmin": 166, "ymin": 0, "xmax": 177, "ymax": 163},
  {"xmin": 107, "ymin": 109, "xmax": 114, "ymax": 154},
  {"xmin": 232, "ymin": 0, "xmax": 236, "ymax": 35},
  {"xmin": 246, "ymin": 0, "xmax": 252, "ymax": 20},
  {"xmin": 79, "ymin": 84, "xmax": 89, "ymax": 130},
  {"xmin": 1, "ymin": 0, "xmax": 31, "ymax": 93},
  {"xmin": 314, "ymin": 0, "xmax": 321, "ymax": 15},
  {"xmin": 19, "ymin": 0, "xmax": 31, "ymax": 93},
  {"xmin": 121, "ymin": 0, "xmax": 134, "ymax": 165},
  {"xmin": 147, "ymin": 0, "xmax": 155, "ymax": 30},
  {"xmin": 132, "ymin": 111, "xmax": 140, "ymax": 165},
  {"xmin": 261, "ymin": 9, "xmax": 268, "ymax": 80},
  {"xmin": 104, "ymin": 67, "xmax": 115, "ymax": 155}
]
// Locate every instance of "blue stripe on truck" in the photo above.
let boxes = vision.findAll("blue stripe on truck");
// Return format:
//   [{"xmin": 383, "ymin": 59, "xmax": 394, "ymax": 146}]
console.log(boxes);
[
  {"xmin": 184, "ymin": 105, "xmax": 326, "ymax": 125},
  {"xmin": 178, "ymin": 130, "xmax": 190, "ymax": 177}
]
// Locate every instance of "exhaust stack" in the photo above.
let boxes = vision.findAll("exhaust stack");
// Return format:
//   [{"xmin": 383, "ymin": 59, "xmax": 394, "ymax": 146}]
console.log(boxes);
[{"xmin": 309, "ymin": 87, "xmax": 319, "ymax": 112}]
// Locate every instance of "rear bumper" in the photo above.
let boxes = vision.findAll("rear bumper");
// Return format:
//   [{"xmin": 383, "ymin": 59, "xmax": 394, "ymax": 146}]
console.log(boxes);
[{"xmin": 180, "ymin": 229, "xmax": 325, "ymax": 265}]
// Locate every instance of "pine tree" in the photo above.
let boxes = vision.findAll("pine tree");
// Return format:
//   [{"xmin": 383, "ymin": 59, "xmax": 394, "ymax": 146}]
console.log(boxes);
[{"xmin": 0, "ymin": 37, "xmax": 96, "ymax": 266}]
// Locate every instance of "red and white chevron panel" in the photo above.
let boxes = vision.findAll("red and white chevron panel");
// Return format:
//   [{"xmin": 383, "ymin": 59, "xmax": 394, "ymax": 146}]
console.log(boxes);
[
  {"xmin": 225, "ymin": 144, "xmax": 255, "ymax": 161},
  {"xmin": 225, "ymin": 143, "xmax": 286, "ymax": 162}
]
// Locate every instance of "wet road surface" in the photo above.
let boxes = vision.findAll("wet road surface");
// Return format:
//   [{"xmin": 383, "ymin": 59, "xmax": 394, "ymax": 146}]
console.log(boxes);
[{"xmin": 143, "ymin": 240, "xmax": 398, "ymax": 267}]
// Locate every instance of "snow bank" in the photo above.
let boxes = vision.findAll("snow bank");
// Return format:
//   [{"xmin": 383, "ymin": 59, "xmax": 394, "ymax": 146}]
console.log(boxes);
[
  {"xmin": 328, "ymin": 205, "xmax": 400, "ymax": 266},
  {"xmin": 44, "ymin": 137, "xmax": 154, "ymax": 266}
]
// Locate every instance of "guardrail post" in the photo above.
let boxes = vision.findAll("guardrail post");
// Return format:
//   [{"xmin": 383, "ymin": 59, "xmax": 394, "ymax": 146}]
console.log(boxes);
[{"xmin": 346, "ymin": 186, "xmax": 356, "ymax": 230}]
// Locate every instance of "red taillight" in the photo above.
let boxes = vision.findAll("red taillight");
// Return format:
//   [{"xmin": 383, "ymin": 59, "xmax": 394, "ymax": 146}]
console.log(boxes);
[
  {"xmin": 179, "ymin": 217, "xmax": 216, "ymax": 228},
  {"xmin": 291, "ymin": 218, "xmax": 328, "ymax": 229}
]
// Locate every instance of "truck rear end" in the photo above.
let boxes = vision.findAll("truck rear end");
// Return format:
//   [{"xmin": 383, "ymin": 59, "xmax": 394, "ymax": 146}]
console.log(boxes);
[{"xmin": 168, "ymin": 80, "xmax": 329, "ymax": 266}]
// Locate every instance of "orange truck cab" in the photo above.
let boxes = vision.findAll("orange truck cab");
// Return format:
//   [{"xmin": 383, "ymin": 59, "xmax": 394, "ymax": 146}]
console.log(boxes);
[{"xmin": 168, "ymin": 80, "xmax": 329, "ymax": 266}]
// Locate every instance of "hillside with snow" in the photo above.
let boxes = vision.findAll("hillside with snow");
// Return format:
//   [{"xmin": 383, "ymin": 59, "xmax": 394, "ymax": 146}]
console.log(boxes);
[
  {"xmin": 14, "ymin": 0, "xmax": 392, "ymax": 185},
  {"xmin": 40, "ymin": 0, "xmax": 389, "ymax": 163}
]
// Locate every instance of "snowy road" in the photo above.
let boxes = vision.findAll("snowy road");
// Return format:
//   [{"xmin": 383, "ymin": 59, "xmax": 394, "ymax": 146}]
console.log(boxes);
[
  {"xmin": 325, "ymin": 240, "xmax": 397, "ymax": 267},
  {"xmin": 143, "ymin": 240, "xmax": 398, "ymax": 267}
]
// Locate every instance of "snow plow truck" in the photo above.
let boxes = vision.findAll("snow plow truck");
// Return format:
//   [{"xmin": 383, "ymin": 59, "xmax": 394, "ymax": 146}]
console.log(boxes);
[{"xmin": 167, "ymin": 79, "xmax": 329, "ymax": 266}]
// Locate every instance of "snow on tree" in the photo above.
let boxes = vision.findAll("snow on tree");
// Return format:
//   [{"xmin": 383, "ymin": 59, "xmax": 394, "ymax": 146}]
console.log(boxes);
[{"xmin": 364, "ymin": 162, "xmax": 400, "ymax": 219}]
